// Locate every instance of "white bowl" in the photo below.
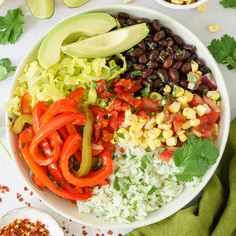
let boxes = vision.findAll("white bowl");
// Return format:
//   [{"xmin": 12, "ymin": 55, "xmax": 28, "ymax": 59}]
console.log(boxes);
[
  {"xmin": 0, "ymin": 207, "xmax": 64, "ymax": 236},
  {"xmin": 6, "ymin": 5, "xmax": 230, "ymax": 229},
  {"xmin": 154, "ymin": 0, "xmax": 208, "ymax": 10}
]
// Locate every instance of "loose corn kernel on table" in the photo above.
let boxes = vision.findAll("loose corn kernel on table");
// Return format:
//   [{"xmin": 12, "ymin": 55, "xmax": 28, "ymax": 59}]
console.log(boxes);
[{"xmin": 0, "ymin": 0, "xmax": 236, "ymax": 235}]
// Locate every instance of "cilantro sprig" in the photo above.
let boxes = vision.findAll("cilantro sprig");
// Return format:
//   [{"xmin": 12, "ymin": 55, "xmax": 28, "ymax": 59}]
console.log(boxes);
[
  {"xmin": 0, "ymin": 58, "xmax": 16, "ymax": 80},
  {"xmin": 173, "ymin": 137, "xmax": 219, "ymax": 182},
  {"xmin": 208, "ymin": 34, "xmax": 236, "ymax": 70},
  {"xmin": 220, "ymin": 0, "xmax": 236, "ymax": 8},
  {"xmin": 0, "ymin": 8, "xmax": 25, "ymax": 45}
]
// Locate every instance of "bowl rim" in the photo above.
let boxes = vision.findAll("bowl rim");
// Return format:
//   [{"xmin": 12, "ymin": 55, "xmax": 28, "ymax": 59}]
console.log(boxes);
[
  {"xmin": 154, "ymin": 0, "xmax": 208, "ymax": 10},
  {"xmin": 5, "ymin": 4, "xmax": 231, "ymax": 229}
]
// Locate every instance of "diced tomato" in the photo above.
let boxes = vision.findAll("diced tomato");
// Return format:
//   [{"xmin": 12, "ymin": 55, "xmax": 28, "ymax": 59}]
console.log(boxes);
[
  {"xmin": 159, "ymin": 149, "xmax": 174, "ymax": 161},
  {"xmin": 195, "ymin": 116, "xmax": 212, "ymax": 138},
  {"xmin": 103, "ymin": 142, "xmax": 116, "ymax": 153},
  {"xmin": 140, "ymin": 97, "xmax": 160, "ymax": 112},
  {"xmin": 114, "ymin": 79, "xmax": 142, "ymax": 94},
  {"xmin": 189, "ymin": 94, "xmax": 205, "ymax": 107},
  {"xmin": 109, "ymin": 111, "xmax": 125, "ymax": 130},
  {"xmin": 137, "ymin": 110, "xmax": 149, "ymax": 120},
  {"xmin": 108, "ymin": 98, "xmax": 129, "ymax": 112},
  {"xmin": 92, "ymin": 143, "xmax": 104, "ymax": 156},
  {"xmin": 173, "ymin": 114, "xmax": 186, "ymax": 132},
  {"xmin": 119, "ymin": 93, "xmax": 142, "ymax": 108},
  {"xmin": 102, "ymin": 128, "xmax": 114, "ymax": 142},
  {"xmin": 90, "ymin": 105, "xmax": 108, "ymax": 116},
  {"xmin": 97, "ymin": 80, "xmax": 115, "ymax": 99},
  {"xmin": 93, "ymin": 124, "xmax": 101, "ymax": 141},
  {"xmin": 21, "ymin": 93, "xmax": 32, "ymax": 114},
  {"xmin": 202, "ymin": 96, "xmax": 220, "ymax": 124}
]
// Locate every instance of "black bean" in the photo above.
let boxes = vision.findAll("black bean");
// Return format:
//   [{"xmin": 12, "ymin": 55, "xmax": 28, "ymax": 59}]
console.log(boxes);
[
  {"xmin": 187, "ymin": 54, "xmax": 197, "ymax": 62},
  {"xmin": 142, "ymin": 79, "xmax": 151, "ymax": 87},
  {"xmin": 152, "ymin": 79, "xmax": 162, "ymax": 89},
  {"xmin": 195, "ymin": 58, "xmax": 204, "ymax": 66},
  {"xmin": 134, "ymin": 64, "xmax": 145, "ymax": 70},
  {"xmin": 139, "ymin": 54, "xmax": 148, "ymax": 64},
  {"xmin": 166, "ymin": 37, "xmax": 174, "ymax": 47},
  {"xmin": 157, "ymin": 69, "xmax": 169, "ymax": 83},
  {"xmin": 126, "ymin": 19, "xmax": 135, "ymax": 25},
  {"xmin": 180, "ymin": 80, "xmax": 188, "ymax": 89},
  {"xmin": 143, "ymin": 67, "xmax": 154, "ymax": 78},
  {"xmin": 149, "ymin": 50, "xmax": 159, "ymax": 61},
  {"xmin": 147, "ymin": 61, "xmax": 159, "ymax": 69},
  {"xmin": 153, "ymin": 30, "xmax": 165, "ymax": 42},
  {"xmin": 163, "ymin": 57, "xmax": 173, "ymax": 70},
  {"xmin": 169, "ymin": 81, "xmax": 178, "ymax": 87},
  {"xmin": 183, "ymin": 44, "xmax": 196, "ymax": 52},
  {"xmin": 117, "ymin": 18, "xmax": 125, "ymax": 27},
  {"xmin": 134, "ymin": 18, "xmax": 151, "ymax": 24},
  {"xmin": 200, "ymin": 66, "xmax": 212, "ymax": 74},
  {"xmin": 173, "ymin": 35, "xmax": 184, "ymax": 46},
  {"xmin": 162, "ymin": 27, "xmax": 173, "ymax": 36},
  {"xmin": 131, "ymin": 57, "xmax": 138, "ymax": 63},
  {"xmin": 173, "ymin": 61, "xmax": 183, "ymax": 70},
  {"xmin": 128, "ymin": 48, "xmax": 143, "ymax": 57},
  {"xmin": 169, "ymin": 68, "xmax": 179, "ymax": 82},
  {"xmin": 159, "ymin": 40, "xmax": 168, "ymax": 47},
  {"xmin": 138, "ymin": 41, "xmax": 146, "ymax": 51},
  {"xmin": 197, "ymin": 84, "xmax": 209, "ymax": 94},
  {"xmin": 118, "ymin": 12, "xmax": 130, "ymax": 19},
  {"xmin": 152, "ymin": 19, "xmax": 161, "ymax": 32},
  {"xmin": 181, "ymin": 62, "xmax": 191, "ymax": 74},
  {"xmin": 166, "ymin": 48, "xmax": 174, "ymax": 58},
  {"xmin": 174, "ymin": 49, "xmax": 191, "ymax": 61}
]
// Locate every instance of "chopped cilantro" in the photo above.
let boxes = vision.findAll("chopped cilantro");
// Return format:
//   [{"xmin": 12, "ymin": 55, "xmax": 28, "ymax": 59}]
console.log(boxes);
[
  {"xmin": 113, "ymin": 177, "xmax": 120, "ymax": 191},
  {"xmin": 220, "ymin": 0, "xmax": 236, "ymax": 8},
  {"xmin": 131, "ymin": 70, "xmax": 143, "ymax": 77},
  {"xmin": 141, "ymin": 85, "xmax": 150, "ymax": 97},
  {"xmin": 126, "ymin": 215, "xmax": 135, "ymax": 222},
  {"xmin": 117, "ymin": 132, "xmax": 125, "ymax": 139},
  {"xmin": 148, "ymin": 186, "xmax": 157, "ymax": 195}
]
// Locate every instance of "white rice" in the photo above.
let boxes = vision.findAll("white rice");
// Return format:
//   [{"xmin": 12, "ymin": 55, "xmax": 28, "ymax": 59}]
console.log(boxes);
[{"xmin": 77, "ymin": 142, "xmax": 198, "ymax": 223}]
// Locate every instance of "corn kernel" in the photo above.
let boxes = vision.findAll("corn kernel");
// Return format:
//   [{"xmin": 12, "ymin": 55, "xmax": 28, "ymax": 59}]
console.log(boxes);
[
  {"xmin": 171, "ymin": 0, "xmax": 184, "ymax": 4},
  {"xmin": 196, "ymin": 104, "xmax": 211, "ymax": 117},
  {"xmin": 146, "ymin": 138, "xmax": 157, "ymax": 151},
  {"xmin": 192, "ymin": 128, "xmax": 202, "ymax": 137},
  {"xmin": 184, "ymin": 90, "xmax": 194, "ymax": 102},
  {"xmin": 117, "ymin": 128, "xmax": 130, "ymax": 144},
  {"xmin": 169, "ymin": 102, "xmax": 181, "ymax": 113},
  {"xmin": 141, "ymin": 137, "xmax": 148, "ymax": 149},
  {"xmin": 166, "ymin": 137, "xmax": 177, "ymax": 147},
  {"xmin": 206, "ymin": 91, "xmax": 220, "ymax": 101},
  {"xmin": 160, "ymin": 138, "xmax": 166, "ymax": 143},
  {"xmin": 130, "ymin": 123, "xmax": 145, "ymax": 132},
  {"xmin": 212, "ymin": 123, "xmax": 219, "ymax": 137},
  {"xmin": 179, "ymin": 134, "xmax": 187, "ymax": 142},
  {"xmin": 208, "ymin": 24, "xmax": 221, "ymax": 33},
  {"xmin": 183, "ymin": 107, "xmax": 196, "ymax": 119},
  {"xmin": 163, "ymin": 85, "xmax": 172, "ymax": 94},
  {"xmin": 156, "ymin": 112, "xmax": 165, "ymax": 125},
  {"xmin": 146, "ymin": 128, "xmax": 162, "ymax": 139},
  {"xmin": 132, "ymin": 137, "xmax": 141, "ymax": 146},
  {"xmin": 177, "ymin": 96, "xmax": 189, "ymax": 106},
  {"xmin": 129, "ymin": 127, "xmax": 143, "ymax": 138},
  {"xmin": 190, "ymin": 118, "xmax": 200, "ymax": 127},
  {"xmin": 123, "ymin": 114, "xmax": 138, "ymax": 127},
  {"xmin": 154, "ymin": 139, "xmax": 162, "ymax": 148},
  {"xmin": 163, "ymin": 130, "xmax": 174, "ymax": 139},
  {"xmin": 159, "ymin": 123, "xmax": 172, "ymax": 130},
  {"xmin": 149, "ymin": 92, "xmax": 163, "ymax": 100},
  {"xmin": 144, "ymin": 118, "xmax": 156, "ymax": 130},
  {"xmin": 196, "ymin": 3, "xmax": 207, "ymax": 13},
  {"xmin": 172, "ymin": 85, "xmax": 185, "ymax": 98},
  {"xmin": 182, "ymin": 121, "xmax": 191, "ymax": 130},
  {"xmin": 191, "ymin": 60, "xmax": 199, "ymax": 72},
  {"xmin": 177, "ymin": 130, "xmax": 185, "ymax": 136}
]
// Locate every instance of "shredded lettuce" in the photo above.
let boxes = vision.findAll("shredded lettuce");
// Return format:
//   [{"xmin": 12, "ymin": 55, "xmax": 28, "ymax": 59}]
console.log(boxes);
[{"xmin": 6, "ymin": 54, "xmax": 126, "ymax": 117}]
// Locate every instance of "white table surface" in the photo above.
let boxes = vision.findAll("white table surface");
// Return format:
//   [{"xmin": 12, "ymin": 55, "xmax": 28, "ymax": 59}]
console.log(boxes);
[{"xmin": 0, "ymin": 0, "xmax": 236, "ymax": 235}]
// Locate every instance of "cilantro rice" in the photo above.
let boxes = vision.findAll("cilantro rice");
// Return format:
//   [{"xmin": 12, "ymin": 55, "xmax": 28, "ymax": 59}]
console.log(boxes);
[{"xmin": 77, "ymin": 142, "xmax": 199, "ymax": 223}]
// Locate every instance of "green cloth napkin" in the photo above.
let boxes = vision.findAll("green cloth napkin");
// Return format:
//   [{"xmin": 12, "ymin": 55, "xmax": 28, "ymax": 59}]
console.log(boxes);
[{"xmin": 128, "ymin": 119, "xmax": 236, "ymax": 236}]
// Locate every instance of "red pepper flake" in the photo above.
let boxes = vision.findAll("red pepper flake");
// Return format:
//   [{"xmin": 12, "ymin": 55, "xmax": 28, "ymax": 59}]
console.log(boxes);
[
  {"xmin": 119, "ymin": 147, "xmax": 125, "ymax": 153},
  {"xmin": 30, "ymin": 191, "xmax": 33, "ymax": 196},
  {"xmin": 82, "ymin": 225, "xmax": 86, "ymax": 229},
  {"xmin": 24, "ymin": 186, "xmax": 28, "ymax": 191},
  {"xmin": 25, "ymin": 202, "xmax": 31, "ymax": 207},
  {"xmin": 107, "ymin": 230, "xmax": 113, "ymax": 235},
  {"xmin": 101, "ymin": 234, "xmax": 105, "ymax": 236},
  {"xmin": 96, "ymin": 234, "xmax": 100, "ymax": 236},
  {"xmin": 82, "ymin": 230, "xmax": 88, "ymax": 236},
  {"xmin": 16, "ymin": 193, "xmax": 21, "ymax": 199},
  {"xmin": 19, "ymin": 197, "xmax": 24, "ymax": 202},
  {"xmin": 62, "ymin": 226, "xmax": 66, "ymax": 231},
  {"xmin": 0, "ymin": 185, "xmax": 9, "ymax": 193},
  {"xmin": 117, "ymin": 234, "xmax": 123, "ymax": 236},
  {"xmin": 0, "ymin": 218, "xmax": 50, "ymax": 235},
  {"xmin": 0, "ymin": 197, "xmax": 2, "ymax": 203}
]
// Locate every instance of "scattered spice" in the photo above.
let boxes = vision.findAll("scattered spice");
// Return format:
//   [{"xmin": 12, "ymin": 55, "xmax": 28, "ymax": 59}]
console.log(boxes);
[
  {"xmin": 107, "ymin": 230, "xmax": 113, "ymax": 235},
  {"xmin": 0, "ymin": 185, "xmax": 10, "ymax": 193},
  {"xmin": 0, "ymin": 219, "xmax": 50, "ymax": 236}
]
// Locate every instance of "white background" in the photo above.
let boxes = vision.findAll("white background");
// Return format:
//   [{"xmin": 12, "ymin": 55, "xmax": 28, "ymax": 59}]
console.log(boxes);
[{"xmin": 0, "ymin": 0, "xmax": 236, "ymax": 235}]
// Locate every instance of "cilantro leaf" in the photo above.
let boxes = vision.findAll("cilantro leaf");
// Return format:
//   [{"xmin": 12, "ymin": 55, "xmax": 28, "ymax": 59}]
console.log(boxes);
[
  {"xmin": 113, "ymin": 177, "xmax": 120, "ymax": 191},
  {"xmin": 0, "ymin": 8, "xmax": 25, "ymax": 45},
  {"xmin": 220, "ymin": 0, "xmax": 236, "ymax": 8},
  {"xmin": 0, "ymin": 58, "xmax": 16, "ymax": 80},
  {"xmin": 141, "ymin": 85, "xmax": 150, "ymax": 97},
  {"xmin": 117, "ymin": 132, "xmax": 125, "ymax": 139},
  {"xmin": 208, "ymin": 34, "xmax": 236, "ymax": 70},
  {"xmin": 173, "ymin": 137, "xmax": 219, "ymax": 182}
]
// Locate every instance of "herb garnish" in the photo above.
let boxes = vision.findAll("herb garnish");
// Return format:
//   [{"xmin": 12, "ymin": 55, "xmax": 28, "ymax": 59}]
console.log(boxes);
[{"xmin": 0, "ymin": 58, "xmax": 16, "ymax": 80}]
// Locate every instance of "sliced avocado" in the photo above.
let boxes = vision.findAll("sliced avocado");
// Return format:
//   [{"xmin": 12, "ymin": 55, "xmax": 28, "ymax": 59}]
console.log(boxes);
[
  {"xmin": 38, "ymin": 13, "xmax": 117, "ymax": 69},
  {"xmin": 61, "ymin": 23, "xmax": 149, "ymax": 58},
  {"xmin": 63, "ymin": 0, "xmax": 89, "ymax": 8},
  {"xmin": 25, "ymin": 0, "xmax": 54, "ymax": 19}
]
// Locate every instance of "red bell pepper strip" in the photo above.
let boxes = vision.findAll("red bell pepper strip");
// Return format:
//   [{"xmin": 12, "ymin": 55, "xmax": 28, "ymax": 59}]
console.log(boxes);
[
  {"xmin": 40, "ymin": 99, "xmax": 78, "ymax": 126},
  {"xmin": 48, "ymin": 163, "xmax": 64, "ymax": 184},
  {"xmin": 66, "ymin": 123, "xmax": 78, "ymax": 135},
  {"xmin": 21, "ymin": 93, "xmax": 32, "ymax": 114},
  {"xmin": 60, "ymin": 135, "xmax": 113, "ymax": 187},
  {"xmin": 119, "ymin": 93, "xmax": 142, "ymax": 108},
  {"xmin": 30, "ymin": 113, "xmax": 85, "ymax": 166},
  {"xmin": 32, "ymin": 174, "xmax": 46, "ymax": 190},
  {"xmin": 19, "ymin": 128, "xmax": 92, "ymax": 200},
  {"xmin": 58, "ymin": 126, "xmax": 69, "ymax": 141},
  {"xmin": 67, "ymin": 87, "xmax": 85, "ymax": 104}
]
